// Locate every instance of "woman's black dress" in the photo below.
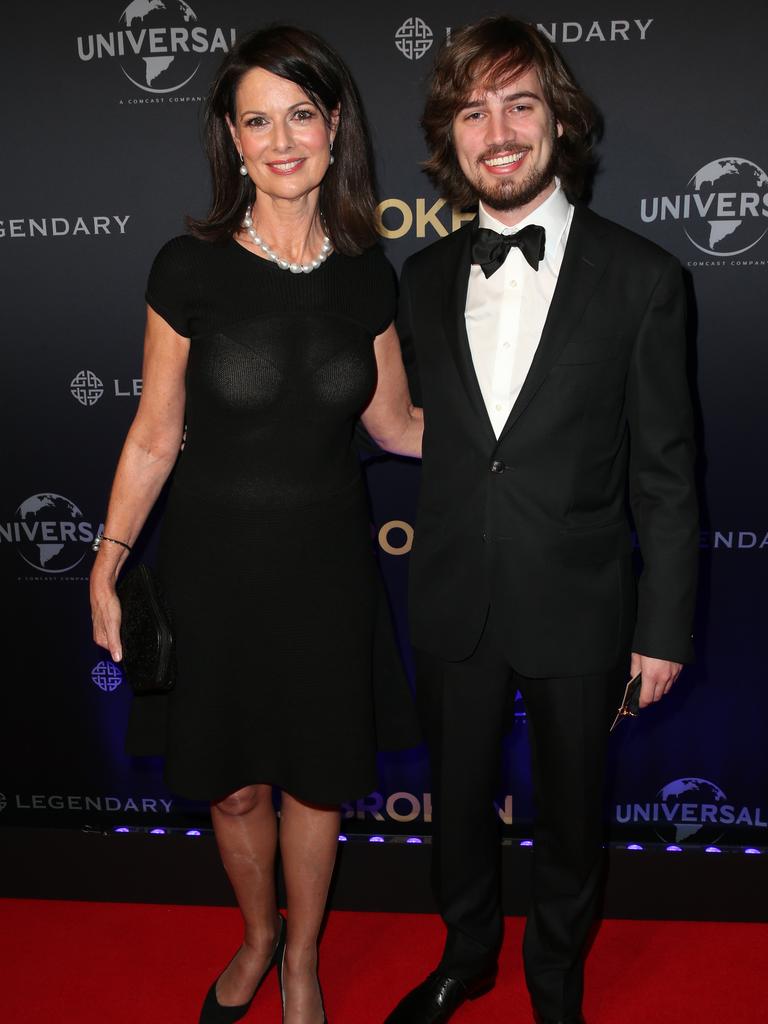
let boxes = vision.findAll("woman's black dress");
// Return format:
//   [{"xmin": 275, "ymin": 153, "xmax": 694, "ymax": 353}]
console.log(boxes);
[{"xmin": 126, "ymin": 235, "xmax": 416, "ymax": 804}]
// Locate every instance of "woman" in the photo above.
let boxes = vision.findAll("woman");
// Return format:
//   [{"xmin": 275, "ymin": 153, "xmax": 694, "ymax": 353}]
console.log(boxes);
[{"xmin": 90, "ymin": 25, "xmax": 421, "ymax": 1024}]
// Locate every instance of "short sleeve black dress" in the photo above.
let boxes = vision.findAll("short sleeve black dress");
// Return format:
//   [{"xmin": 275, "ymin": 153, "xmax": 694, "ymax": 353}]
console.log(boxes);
[{"xmin": 126, "ymin": 234, "xmax": 417, "ymax": 805}]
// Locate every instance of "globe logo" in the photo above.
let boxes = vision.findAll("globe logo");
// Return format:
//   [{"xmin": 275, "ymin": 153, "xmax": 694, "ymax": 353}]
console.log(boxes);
[
  {"xmin": 92, "ymin": 660, "xmax": 123, "ymax": 692},
  {"xmin": 119, "ymin": 0, "xmax": 200, "ymax": 93},
  {"xmin": 642, "ymin": 157, "xmax": 768, "ymax": 258},
  {"xmin": 0, "ymin": 794, "xmax": 6, "ymax": 813},
  {"xmin": 656, "ymin": 777, "xmax": 727, "ymax": 845},
  {"xmin": 71, "ymin": 369, "xmax": 104, "ymax": 407},
  {"xmin": 684, "ymin": 158, "xmax": 768, "ymax": 256},
  {"xmin": 395, "ymin": 17, "xmax": 434, "ymax": 61},
  {"xmin": 11, "ymin": 494, "xmax": 94, "ymax": 573}
]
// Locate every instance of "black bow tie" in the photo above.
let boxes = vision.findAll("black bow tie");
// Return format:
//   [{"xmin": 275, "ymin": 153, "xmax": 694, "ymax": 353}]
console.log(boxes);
[{"xmin": 470, "ymin": 223, "xmax": 546, "ymax": 276}]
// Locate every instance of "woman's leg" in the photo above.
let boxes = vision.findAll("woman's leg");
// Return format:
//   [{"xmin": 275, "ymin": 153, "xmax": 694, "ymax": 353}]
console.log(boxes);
[
  {"xmin": 210, "ymin": 783, "xmax": 282, "ymax": 1005},
  {"xmin": 279, "ymin": 792, "xmax": 340, "ymax": 1023}
]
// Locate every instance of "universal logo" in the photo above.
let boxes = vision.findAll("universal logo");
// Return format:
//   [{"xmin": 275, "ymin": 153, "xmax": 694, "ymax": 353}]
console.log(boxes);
[
  {"xmin": 1, "ymin": 494, "xmax": 101, "ymax": 577},
  {"xmin": 0, "ymin": 793, "xmax": 6, "ymax": 813},
  {"xmin": 393, "ymin": 17, "xmax": 654, "ymax": 60},
  {"xmin": 76, "ymin": 1, "xmax": 236, "ymax": 102},
  {"xmin": 641, "ymin": 157, "xmax": 768, "ymax": 267},
  {"xmin": 92, "ymin": 660, "xmax": 124, "ymax": 692},
  {"xmin": 70, "ymin": 370, "xmax": 143, "ymax": 406},
  {"xmin": 615, "ymin": 777, "xmax": 767, "ymax": 845}
]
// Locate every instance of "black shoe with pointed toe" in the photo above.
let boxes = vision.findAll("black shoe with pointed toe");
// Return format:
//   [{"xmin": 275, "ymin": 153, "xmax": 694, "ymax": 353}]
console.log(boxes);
[{"xmin": 199, "ymin": 913, "xmax": 286, "ymax": 1024}]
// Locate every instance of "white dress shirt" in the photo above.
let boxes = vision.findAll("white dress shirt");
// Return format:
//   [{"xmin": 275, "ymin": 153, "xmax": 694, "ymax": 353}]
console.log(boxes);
[{"xmin": 465, "ymin": 180, "xmax": 574, "ymax": 437}]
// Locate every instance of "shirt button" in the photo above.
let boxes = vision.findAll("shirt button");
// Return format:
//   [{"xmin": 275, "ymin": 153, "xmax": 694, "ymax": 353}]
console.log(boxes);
[
  {"xmin": 503, "ymin": 342, "xmax": 511, "ymax": 349},
  {"xmin": 510, "ymin": 280, "xmax": 517, "ymax": 288},
  {"xmin": 495, "ymin": 403, "xmax": 502, "ymax": 411}
]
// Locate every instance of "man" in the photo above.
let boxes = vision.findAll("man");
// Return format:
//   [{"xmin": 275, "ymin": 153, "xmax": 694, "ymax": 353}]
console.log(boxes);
[{"xmin": 386, "ymin": 17, "xmax": 698, "ymax": 1024}]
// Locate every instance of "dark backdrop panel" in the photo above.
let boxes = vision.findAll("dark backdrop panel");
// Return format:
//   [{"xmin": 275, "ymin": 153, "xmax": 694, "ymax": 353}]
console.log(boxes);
[{"xmin": 2, "ymin": 1, "xmax": 766, "ymax": 849}]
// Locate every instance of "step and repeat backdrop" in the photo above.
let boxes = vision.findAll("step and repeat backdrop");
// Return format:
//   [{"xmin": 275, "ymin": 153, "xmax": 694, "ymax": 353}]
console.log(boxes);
[{"xmin": 2, "ymin": 1, "xmax": 766, "ymax": 848}]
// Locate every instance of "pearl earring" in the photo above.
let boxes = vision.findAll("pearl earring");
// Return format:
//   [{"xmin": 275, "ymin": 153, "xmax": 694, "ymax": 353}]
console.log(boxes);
[{"xmin": 239, "ymin": 153, "xmax": 248, "ymax": 177}]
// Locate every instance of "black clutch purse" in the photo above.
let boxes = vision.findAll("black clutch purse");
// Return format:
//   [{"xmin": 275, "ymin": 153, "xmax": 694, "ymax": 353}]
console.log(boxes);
[
  {"xmin": 116, "ymin": 564, "xmax": 175, "ymax": 693},
  {"xmin": 609, "ymin": 672, "xmax": 642, "ymax": 732}
]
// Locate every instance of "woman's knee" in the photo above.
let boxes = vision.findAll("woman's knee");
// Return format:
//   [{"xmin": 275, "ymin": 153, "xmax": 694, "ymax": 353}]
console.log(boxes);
[{"xmin": 214, "ymin": 784, "xmax": 271, "ymax": 817}]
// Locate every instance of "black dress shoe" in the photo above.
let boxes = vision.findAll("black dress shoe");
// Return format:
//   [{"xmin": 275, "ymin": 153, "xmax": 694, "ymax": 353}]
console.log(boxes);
[
  {"xmin": 384, "ymin": 968, "xmax": 496, "ymax": 1023},
  {"xmin": 199, "ymin": 914, "xmax": 286, "ymax": 1023}
]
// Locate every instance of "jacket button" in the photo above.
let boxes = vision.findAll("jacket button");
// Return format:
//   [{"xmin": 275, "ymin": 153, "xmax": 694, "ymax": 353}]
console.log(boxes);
[{"xmin": 490, "ymin": 460, "xmax": 505, "ymax": 473}]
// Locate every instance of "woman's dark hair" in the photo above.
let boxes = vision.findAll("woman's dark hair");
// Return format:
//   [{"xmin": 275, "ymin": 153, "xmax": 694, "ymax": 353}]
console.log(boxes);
[
  {"xmin": 422, "ymin": 17, "xmax": 600, "ymax": 206},
  {"xmin": 188, "ymin": 25, "xmax": 378, "ymax": 255}
]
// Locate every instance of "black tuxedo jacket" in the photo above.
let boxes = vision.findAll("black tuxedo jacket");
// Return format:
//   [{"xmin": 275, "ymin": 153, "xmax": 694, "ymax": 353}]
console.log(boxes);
[{"xmin": 399, "ymin": 204, "xmax": 698, "ymax": 677}]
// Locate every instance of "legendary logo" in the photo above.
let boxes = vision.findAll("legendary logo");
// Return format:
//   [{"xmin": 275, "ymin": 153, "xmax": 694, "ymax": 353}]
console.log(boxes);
[
  {"xmin": 71, "ymin": 370, "xmax": 104, "ymax": 407},
  {"xmin": 76, "ymin": 1, "xmax": 236, "ymax": 95},
  {"xmin": 9, "ymin": 792, "xmax": 174, "ymax": 813},
  {"xmin": 0, "ymin": 794, "xmax": 6, "ymax": 813},
  {"xmin": 392, "ymin": 17, "xmax": 651, "ymax": 64},
  {"xmin": 699, "ymin": 530, "xmax": 768, "ymax": 550},
  {"xmin": 0, "ymin": 216, "xmax": 130, "ymax": 239},
  {"xmin": 2, "ymin": 494, "xmax": 100, "ymax": 574},
  {"xmin": 395, "ymin": 17, "xmax": 434, "ymax": 61},
  {"xmin": 92, "ymin": 661, "xmax": 123, "ymax": 692},
  {"xmin": 642, "ymin": 157, "xmax": 768, "ymax": 257},
  {"xmin": 70, "ymin": 373, "xmax": 143, "ymax": 403},
  {"xmin": 535, "ymin": 19, "xmax": 653, "ymax": 43},
  {"xmin": 615, "ymin": 777, "xmax": 767, "ymax": 845}
]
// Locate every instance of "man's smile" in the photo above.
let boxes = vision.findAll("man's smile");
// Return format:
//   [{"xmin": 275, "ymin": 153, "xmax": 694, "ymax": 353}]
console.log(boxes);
[{"xmin": 481, "ymin": 150, "xmax": 528, "ymax": 174}]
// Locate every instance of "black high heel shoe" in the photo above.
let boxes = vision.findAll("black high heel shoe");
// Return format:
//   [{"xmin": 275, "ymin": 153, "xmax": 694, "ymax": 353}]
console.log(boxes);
[
  {"xmin": 278, "ymin": 945, "xmax": 328, "ymax": 1024},
  {"xmin": 199, "ymin": 913, "xmax": 286, "ymax": 1023}
]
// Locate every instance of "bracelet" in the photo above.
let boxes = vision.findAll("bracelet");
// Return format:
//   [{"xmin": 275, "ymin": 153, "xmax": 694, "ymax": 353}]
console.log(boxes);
[{"xmin": 92, "ymin": 533, "xmax": 132, "ymax": 554}]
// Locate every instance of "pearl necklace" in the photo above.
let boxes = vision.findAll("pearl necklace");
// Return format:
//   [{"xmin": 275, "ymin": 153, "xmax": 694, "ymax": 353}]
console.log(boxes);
[{"xmin": 241, "ymin": 207, "xmax": 332, "ymax": 273}]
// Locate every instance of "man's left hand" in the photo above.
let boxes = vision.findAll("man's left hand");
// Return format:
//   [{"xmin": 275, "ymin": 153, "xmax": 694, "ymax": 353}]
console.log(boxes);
[{"xmin": 630, "ymin": 653, "xmax": 683, "ymax": 708}]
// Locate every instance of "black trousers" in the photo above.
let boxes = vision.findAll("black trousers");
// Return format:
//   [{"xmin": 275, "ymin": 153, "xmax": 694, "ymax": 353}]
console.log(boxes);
[{"xmin": 415, "ymin": 608, "xmax": 626, "ymax": 1019}]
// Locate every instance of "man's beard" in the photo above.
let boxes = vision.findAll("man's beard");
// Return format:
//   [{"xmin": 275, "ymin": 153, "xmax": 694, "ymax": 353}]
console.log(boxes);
[{"xmin": 468, "ymin": 138, "xmax": 558, "ymax": 212}]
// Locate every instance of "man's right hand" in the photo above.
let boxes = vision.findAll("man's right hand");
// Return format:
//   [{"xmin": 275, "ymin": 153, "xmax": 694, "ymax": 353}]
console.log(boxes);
[{"xmin": 630, "ymin": 652, "xmax": 683, "ymax": 708}]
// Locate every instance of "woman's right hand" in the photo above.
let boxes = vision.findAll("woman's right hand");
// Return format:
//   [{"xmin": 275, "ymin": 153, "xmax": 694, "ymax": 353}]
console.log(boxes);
[
  {"xmin": 91, "ymin": 576, "xmax": 123, "ymax": 663},
  {"xmin": 87, "ymin": 305, "xmax": 190, "ymax": 664}
]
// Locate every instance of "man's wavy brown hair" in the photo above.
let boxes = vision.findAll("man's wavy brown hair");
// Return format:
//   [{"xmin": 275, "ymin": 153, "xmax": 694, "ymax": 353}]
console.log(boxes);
[{"xmin": 422, "ymin": 17, "xmax": 600, "ymax": 207}]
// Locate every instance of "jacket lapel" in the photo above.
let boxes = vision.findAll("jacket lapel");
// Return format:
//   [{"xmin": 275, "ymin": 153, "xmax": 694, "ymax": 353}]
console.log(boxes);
[
  {"xmin": 441, "ymin": 221, "xmax": 497, "ymax": 445},
  {"xmin": 496, "ymin": 205, "xmax": 611, "ymax": 444}
]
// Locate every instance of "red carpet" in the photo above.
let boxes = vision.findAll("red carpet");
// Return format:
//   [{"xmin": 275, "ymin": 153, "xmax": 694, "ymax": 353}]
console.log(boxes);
[{"xmin": 1, "ymin": 900, "xmax": 765, "ymax": 1022}]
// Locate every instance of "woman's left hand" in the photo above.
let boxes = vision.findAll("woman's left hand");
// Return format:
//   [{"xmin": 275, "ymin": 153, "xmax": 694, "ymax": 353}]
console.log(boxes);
[{"xmin": 361, "ymin": 323, "xmax": 423, "ymax": 458}]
